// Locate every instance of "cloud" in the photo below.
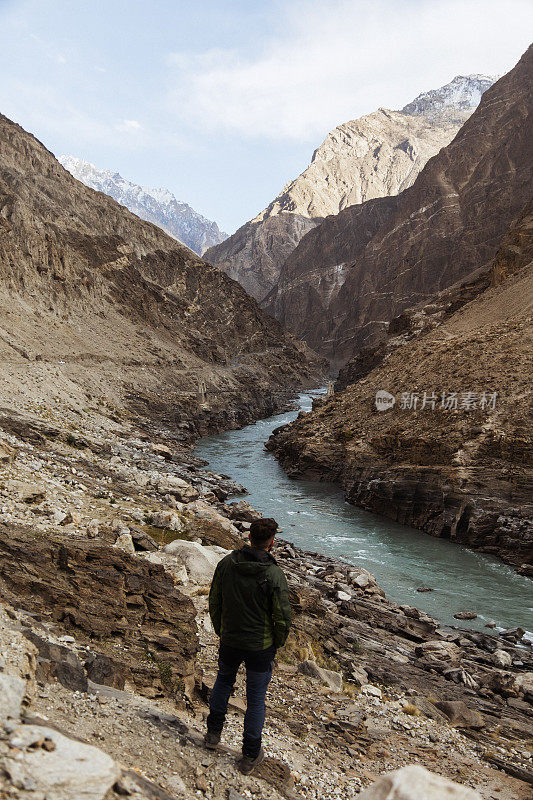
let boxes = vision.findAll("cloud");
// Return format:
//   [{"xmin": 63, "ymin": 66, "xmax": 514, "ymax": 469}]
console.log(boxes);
[
  {"xmin": 167, "ymin": 0, "xmax": 533, "ymax": 141},
  {"xmin": 116, "ymin": 118, "xmax": 142, "ymax": 132}
]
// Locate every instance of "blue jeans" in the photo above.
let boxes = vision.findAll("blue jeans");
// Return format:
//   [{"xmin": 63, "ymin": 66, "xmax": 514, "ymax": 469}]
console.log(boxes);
[{"xmin": 207, "ymin": 643, "xmax": 276, "ymax": 758}]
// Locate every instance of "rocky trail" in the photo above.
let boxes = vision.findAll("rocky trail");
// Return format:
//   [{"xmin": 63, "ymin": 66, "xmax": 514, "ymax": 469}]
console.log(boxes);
[{"xmin": 0, "ymin": 394, "xmax": 532, "ymax": 799}]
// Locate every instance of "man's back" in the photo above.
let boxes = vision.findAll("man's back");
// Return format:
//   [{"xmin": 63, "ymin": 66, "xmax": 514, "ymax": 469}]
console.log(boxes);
[{"xmin": 209, "ymin": 545, "xmax": 291, "ymax": 651}]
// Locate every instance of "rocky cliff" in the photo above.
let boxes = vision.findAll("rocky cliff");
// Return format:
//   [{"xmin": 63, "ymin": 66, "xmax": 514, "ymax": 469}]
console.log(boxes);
[
  {"xmin": 0, "ymin": 114, "xmax": 324, "ymax": 437},
  {"xmin": 59, "ymin": 155, "xmax": 227, "ymax": 255},
  {"xmin": 266, "ymin": 48, "xmax": 531, "ymax": 364},
  {"xmin": 267, "ymin": 201, "xmax": 533, "ymax": 571},
  {"xmin": 205, "ymin": 76, "xmax": 494, "ymax": 300}
]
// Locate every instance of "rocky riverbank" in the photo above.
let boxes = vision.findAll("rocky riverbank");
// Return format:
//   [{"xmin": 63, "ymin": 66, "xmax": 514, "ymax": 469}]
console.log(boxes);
[
  {"xmin": 0, "ymin": 396, "xmax": 532, "ymax": 799},
  {"xmin": 266, "ymin": 203, "xmax": 533, "ymax": 574}
]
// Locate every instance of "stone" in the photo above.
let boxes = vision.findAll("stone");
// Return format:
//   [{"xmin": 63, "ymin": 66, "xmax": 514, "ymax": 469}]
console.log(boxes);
[
  {"xmin": 492, "ymin": 649, "xmax": 512, "ymax": 668},
  {"xmin": 360, "ymin": 684, "xmax": 382, "ymax": 699},
  {"xmin": 154, "ymin": 475, "xmax": 199, "ymax": 503},
  {"xmin": 353, "ymin": 573, "xmax": 370, "ymax": 588},
  {"xmin": 59, "ymin": 510, "xmax": 82, "ymax": 527},
  {"xmin": 151, "ymin": 444, "xmax": 173, "ymax": 460},
  {"xmin": 162, "ymin": 539, "xmax": 227, "ymax": 584},
  {"xmin": 358, "ymin": 765, "xmax": 482, "ymax": 799},
  {"xmin": 0, "ymin": 673, "xmax": 26, "ymax": 723},
  {"xmin": 151, "ymin": 510, "xmax": 184, "ymax": 531},
  {"xmin": 86, "ymin": 518, "xmax": 100, "ymax": 538},
  {"xmin": 0, "ymin": 440, "xmax": 16, "ymax": 464},
  {"xmin": 114, "ymin": 532, "xmax": 135, "ymax": 556},
  {"xmin": 142, "ymin": 551, "xmax": 189, "ymax": 585},
  {"xmin": 350, "ymin": 666, "xmax": 369, "ymax": 687},
  {"xmin": 499, "ymin": 627, "xmax": 525, "ymax": 643},
  {"xmin": 415, "ymin": 640, "xmax": 461, "ymax": 664},
  {"xmin": 337, "ymin": 590, "xmax": 352, "ymax": 602},
  {"xmin": 130, "ymin": 527, "xmax": 159, "ymax": 551},
  {"xmin": 22, "ymin": 630, "xmax": 88, "ymax": 693},
  {"xmin": 2, "ymin": 724, "xmax": 120, "ymax": 800},
  {"xmin": 488, "ymin": 670, "xmax": 519, "ymax": 697},
  {"xmin": 515, "ymin": 672, "xmax": 533, "ymax": 698},
  {"xmin": 297, "ymin": 660, "xmax": 343, "ymax": 692},
  {"xmin": 434, "ymin": 700, "xmax": 485, "ymax": 729},
  {"xmin": 454, "ymin": 611, "xmax": 478, "ymax": 620},
  {"xmin": 0, "ymin": 528, "xmax": 198, "ymax": 696},
  {"xmin": 166, "ymin": 774, "xmax": 188, "ymax": 794},
  {"xmin": 228, "ymin": 500, "xmax": 262, "ymax": 522}
]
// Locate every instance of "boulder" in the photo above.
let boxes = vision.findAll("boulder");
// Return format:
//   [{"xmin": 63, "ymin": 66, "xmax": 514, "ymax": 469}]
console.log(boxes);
[
  {"xmin": 151, "ymin": 510, "xmax": 184, "ymax": 531},
  {"xmin": 434, "ymin": 700, "xmax": 485, "ymax": 729},
  {"xmin": 0, "ymin": 673, "xmax": 26, "ymax": 723},
  {"xmin": 454, "ymin": 611, "xmax": 478, "ymax": 620},
  {"xmin": 415, "ymin": 640, "xmax": 462, "ymax": 664},
  {"xmin": 130, "ymin": 527, "xmax": 159, "ymax": 552},
  {"xmin": 22, "ymin": 630, "xmax": 88, "ymax": 693},
  {"xmin": 151, "ymin": 444, "xmax": 173, "ymax": 460},
  {"xmin": 3, "ymin": 724, "xmax": 120, "ymax": 800},
  {"xmin": 0, "ymin": 440, "xmax": 16, "ymax": 464},
  {"xmin": 297, "ymin": 659, "xmax": 343, "ymax": 692},
  {"xmin": 142, "ymin": 551, "xmax": 189, "ymax": 585},
  {"xmin": 361, "ymin": 684, "xmax": 382, "ymax": 699},
  {"xmin": 353, "ymin": 573, "xmax": 370, "ymax": 588},
  {"xmin": 492, "ymin": 649, "xmax": 512, "ymax": 668},
  {"xmin": 488, "ymin": 670, "xmax": 519, "ymax": 697},
  {"xmin": 358, "ymin": 765, "xmax": 482, "ymax": 799},
  {"xmin": 113, "ymin": 532, "xmax": 135, "ymax": 555},
  {"xmin": 515, "ymin": 672, "xmax": 533, "ymax": 698},
  {"xmin": 228, "ymin": 500, "xmax": 262, "ymax": 522},
  {"xmin": 350, "ymin": 666, "xmax": 369, "ymax": 687},
  {"xmin": 337, "ymin": 590, "xmax": 352, "ymax": 602},
  {"xmin": 162, "ymin": 540, "xmax": 228, "ymax": 584},
  {"xmin": 154, "ymin": 475, "xmax": 199, "ymax": 503}
]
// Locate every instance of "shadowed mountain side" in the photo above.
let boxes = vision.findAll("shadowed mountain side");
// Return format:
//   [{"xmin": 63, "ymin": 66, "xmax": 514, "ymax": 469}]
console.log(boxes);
[{"xmin": 0, "ymin": 114, "xmax": 325, "ymax": 437}]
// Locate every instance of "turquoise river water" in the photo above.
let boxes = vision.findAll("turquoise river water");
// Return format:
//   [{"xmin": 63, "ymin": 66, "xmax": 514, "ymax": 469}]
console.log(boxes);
[{"xmin": 195, "ymin": 390, "xmax": 533, "ymax": 637}]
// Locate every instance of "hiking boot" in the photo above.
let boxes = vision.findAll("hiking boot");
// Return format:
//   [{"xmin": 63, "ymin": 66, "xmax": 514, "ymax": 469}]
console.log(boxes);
[
  {"xmin": 203, "ymin": 729, "xmax": 221, "ymax": 750},
  {"xmin": 237, "ymin": 747, "xmax": 264, "ymax": 775}
]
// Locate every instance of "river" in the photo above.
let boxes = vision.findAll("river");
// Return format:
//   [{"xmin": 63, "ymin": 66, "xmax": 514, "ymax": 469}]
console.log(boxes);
[{"xmin": 195, "ymin": 389, "xmax": 533, "ymax": 637}]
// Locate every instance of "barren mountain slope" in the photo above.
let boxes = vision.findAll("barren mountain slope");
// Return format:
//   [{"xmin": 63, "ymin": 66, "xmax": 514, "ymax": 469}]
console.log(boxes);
[
  {"xmin": 267, "ymin": 202, "xmax": 533, "ymax": 570},
  {"xmin": 59, "ymin": 155, "xmax": 227, "ymax": 255},
  {"xmin": 205, "ymin": 76, "xmax": 494, "ymax": 301},
  {"xmin": 0, "ymin": 114, "xmax": 323, "ymax": 436},
  {"xmin": 266, "ymin": 48, "xmax": 532, "ymax": 364}
]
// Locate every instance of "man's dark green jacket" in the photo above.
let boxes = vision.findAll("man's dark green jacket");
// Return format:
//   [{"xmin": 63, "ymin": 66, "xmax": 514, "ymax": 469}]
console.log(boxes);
[{"xmin": 209, "ymin": 545, "xmax": 291, "ymax": 651}]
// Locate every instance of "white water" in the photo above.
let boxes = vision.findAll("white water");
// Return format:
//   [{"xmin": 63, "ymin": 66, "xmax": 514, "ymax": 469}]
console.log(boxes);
[{"xmin": 196, "ymin": 390, "xmax": 533, "ymax": 637}]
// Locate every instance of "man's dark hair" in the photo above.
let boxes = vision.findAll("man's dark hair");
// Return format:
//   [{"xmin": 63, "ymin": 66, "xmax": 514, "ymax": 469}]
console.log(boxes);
[{"xmin": 249, "ymin": 517, "xmax": 278, "ymax": 547}]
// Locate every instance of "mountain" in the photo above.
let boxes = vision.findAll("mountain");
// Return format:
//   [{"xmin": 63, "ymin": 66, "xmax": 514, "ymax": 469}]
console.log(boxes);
[
  {"xmin": 0, "ymin": 114, "xmax": 323, "ymax": 437},
  {"xmin": 401, "ymin": 74, "xmax": 495, "ymax": 118},
  {"xmin": 205, "ymin": 75, "xmax": 495, "ymax": 300},
  {"xmin": 265, "ymin": 47, "xmax": 531, "ymax": 364},
  {"xmin": 268, "ymin": 200, "xmax": 533, "ymax": 570},
  {"xmin": 58, "ymin": 155, "xmax": 227, "ymax": 256}
]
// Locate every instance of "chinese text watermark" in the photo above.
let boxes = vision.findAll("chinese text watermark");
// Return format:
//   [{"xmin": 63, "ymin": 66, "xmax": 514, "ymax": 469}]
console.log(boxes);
[{"xmin": 375, "ymin": 390, "xmax": 497, "ymax": 412}]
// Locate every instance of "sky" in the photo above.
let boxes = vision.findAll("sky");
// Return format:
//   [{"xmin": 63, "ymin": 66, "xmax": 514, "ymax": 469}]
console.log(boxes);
[{"xmin": 0, "ymin": 1, "xmax": 531, "ymax": 234}]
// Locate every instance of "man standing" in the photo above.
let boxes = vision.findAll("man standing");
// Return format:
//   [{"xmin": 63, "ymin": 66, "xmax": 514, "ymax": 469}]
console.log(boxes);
[{"xmin": 205, "ymin": 517, "xmax": 291, "ymax": 774}]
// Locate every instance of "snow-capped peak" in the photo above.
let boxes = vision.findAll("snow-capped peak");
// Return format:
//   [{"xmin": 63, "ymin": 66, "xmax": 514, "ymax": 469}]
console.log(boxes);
[
  {"xmin": 401, "ymin": 74, "xmax": 497, "ymax": 117},
  {"xmin": 58, "ymin": 155, "xmax": 227, "ymax": 255}
]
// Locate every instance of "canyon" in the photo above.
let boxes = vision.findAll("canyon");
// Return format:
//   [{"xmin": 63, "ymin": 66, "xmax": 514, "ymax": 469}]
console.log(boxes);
[
  {"xmin": 0, "ymin": 112, "xmax": 325, "ymax": 443},
  {"xmin": 267, "ymin": 201, "xmax": 533, "ymax": 572},
  {"xmin": 205, "ymin": 75, "xmax": 494, "ymax": 301},
  {"xmin": 264, "ymin": 47, "xmax": 532, "ymax": 364}
]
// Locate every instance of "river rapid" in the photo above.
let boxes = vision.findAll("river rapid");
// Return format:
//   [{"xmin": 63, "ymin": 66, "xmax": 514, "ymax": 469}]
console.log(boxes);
[{"xmin": 195, "ymin": 389, "xmax": 533, "ymax": 637}]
